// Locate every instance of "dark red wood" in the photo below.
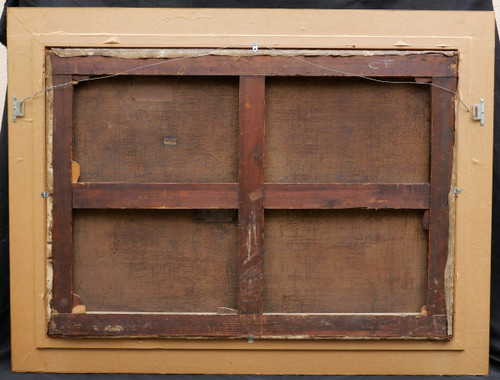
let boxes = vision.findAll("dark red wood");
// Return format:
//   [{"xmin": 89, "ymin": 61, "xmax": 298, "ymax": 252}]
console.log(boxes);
[
  {"xmin": 51, "ymin": 74, "xmax": 74, "ymax": 313},
  {"xmin": 73, "ymin": 183, "xmax": 239, "ymax": 209},
  {"xmin": 73, "ymin": 183, "xmax": 428, "ymax": 210},
  {"xmin": 49, "ymin": 51, "xmax": 454, "ymax": 340},
  {"xmin": 264, "ymin": 183, "xmax": 429, "ymax": 209},
  {"xmin": 49, "ymin": 53, "xmax": 457, "ymax": 78},
  {"xmin": 48, "ymin": 313, "xmax": 449, "ymax": 339},
  {"xmin": 415, "ymin": 77, "xmax": 432, "ymax": 83},
  {"xmin": 238, "ymin": 76, "xmax": 265, "ymax": 314},
  {"xmin": 427, "ymin": 77, "xmax": 456, "ymax": 315}
]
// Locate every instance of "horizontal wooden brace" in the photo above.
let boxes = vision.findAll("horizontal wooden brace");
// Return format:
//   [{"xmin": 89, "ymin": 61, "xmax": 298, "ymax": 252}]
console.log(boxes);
[
  {"xmin": 72, "ymin": 183, "xmax": 239, "ymax": 209},
  {"xmin": 264, "ymin": 183, "xmax": 430, "ymax": 209},
  {"xmin": 73, "ymin": 183, "xmax": 429, "ymax": 210},
  {"xmin": 49, "ymin": 313, "xmax": 448, "ymax": 339},
  {"xmin": 49, "ymin": 53, "xmax": 457, "ymax": 78}
]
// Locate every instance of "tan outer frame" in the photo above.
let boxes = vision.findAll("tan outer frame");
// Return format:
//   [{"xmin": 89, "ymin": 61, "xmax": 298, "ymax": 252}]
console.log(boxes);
[{"xmin": 7, "ymin": 8, "xmax": 494, "ymax": 374}]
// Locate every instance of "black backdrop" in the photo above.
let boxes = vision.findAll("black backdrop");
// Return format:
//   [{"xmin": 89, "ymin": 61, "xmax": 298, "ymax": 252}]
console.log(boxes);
[{"xmin": 0, "ymin": 1, "xmax": 497, "ymax": 378}]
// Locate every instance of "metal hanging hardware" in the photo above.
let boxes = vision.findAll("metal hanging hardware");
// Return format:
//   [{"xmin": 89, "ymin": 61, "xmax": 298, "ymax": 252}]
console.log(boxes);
[
  {"xmin": 12, "ymin": 95, "xmax": 25, "ymax": 122},
  {"xmin": 472, "ymin": 98, "xmax": 485, "ymax": 126}
]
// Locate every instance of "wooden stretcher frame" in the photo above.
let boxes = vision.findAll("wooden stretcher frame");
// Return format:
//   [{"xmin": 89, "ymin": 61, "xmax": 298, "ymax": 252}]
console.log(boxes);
[
  {"xmin": 7, "ymin": 8, "xmax": 494, "ymax": 374},
  {"xmin": 46, "ymin": 51, "xmax": 454, "ymax": 339}
]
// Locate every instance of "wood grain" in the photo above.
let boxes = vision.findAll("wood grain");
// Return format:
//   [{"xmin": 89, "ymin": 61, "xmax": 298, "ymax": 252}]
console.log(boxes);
[
  {"xmin": 48, "ymin": 313, "xmax": 448, "ymax": 339},
  {"xmin": 427, "ymin": 77, "xmax": 456, "ymax": 314},
  {"xmin": 73, "ymin": 76, "xmax": 239, "ymax": 183},
  {"xmin": 73, "ymin": 209, "xmax": 238, "ymax": 312},
  {"xmin": 263, "ymin": 210, "xmax": 428, "ymax": 313},
  {"xmin": 238, "ymin": 76, "xmax": 265, "ymax": 314},
  {"xmin": 49, "ymin": 53, "xmax": 457, "ymax": 78},
  {"xmin": 49, "ymin": 52, "xmax": 453, "ymax": 339},
  {"xmin": 73, "ymin": 183, "xmax": 238, "ymax": 209},
  {"xmin": 265, "ymin": 77, "xmax": 431, "ymax": 183},
  {"xmin": 51, "ymin": 75, "xmax": 74, "ymax": 313},
  {"xmin": 73, "ymin": 183, "xmax": 428, "ymax": 210},
  {"xmin": 264, "ymin": 183, "xmax": 429, "ymax": 209}
]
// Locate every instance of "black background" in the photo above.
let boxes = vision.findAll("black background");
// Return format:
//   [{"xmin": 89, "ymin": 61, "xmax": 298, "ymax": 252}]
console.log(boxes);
[{"xmin": 0, "ymin": 0, "xmax": 497, "ymax": 378}]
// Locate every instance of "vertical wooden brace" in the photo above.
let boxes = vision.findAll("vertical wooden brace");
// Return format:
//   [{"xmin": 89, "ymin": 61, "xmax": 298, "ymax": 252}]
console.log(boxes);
[
  {"xmin": 238, "ymin": 76, "xmax": 265, "ymax": 315},
  {"xmin": 51, "ymin": 75, "xmax": 74, "ymax": 313},
  {"xmin": 427, "ymin": 77, "xmax": 456, "ymax": 315}
]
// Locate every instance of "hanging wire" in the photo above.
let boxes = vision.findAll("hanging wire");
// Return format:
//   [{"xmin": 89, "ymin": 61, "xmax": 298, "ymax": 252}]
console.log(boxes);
[
  {"xmin": 17, "ymin": 44, "xmax": 474, "ymax": 118},
  {"xmin": 272, "ymin": 50, "xmax": 474, "ymax": 117},
  {"xmin": 20, "ymin": 44, "xmax": 250, "ymax": 104}
]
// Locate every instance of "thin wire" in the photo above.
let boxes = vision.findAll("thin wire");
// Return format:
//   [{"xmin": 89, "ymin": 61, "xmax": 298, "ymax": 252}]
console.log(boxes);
[
  {"xmin": 20, "ymin": 44, "xmax": 249, "ymax": 103},
  {"xmin": 262, "ymin": 46, "xmax": 473, "ymax": 117},
  {"xmin": 19, "ymin": 44, "xmax": 474, "ymax": 118}
]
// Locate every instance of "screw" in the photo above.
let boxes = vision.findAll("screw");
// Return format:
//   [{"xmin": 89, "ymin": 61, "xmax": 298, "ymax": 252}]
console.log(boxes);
[
  {"xmin": 453, "ymin": 187, "xmax": 462, "ymax": 195},
  {"xmin": 41, "ymin": 192, "xmax": 50, "ymax": 198},
  {"xmin": 248, "ymin": 335, "xmax": 254, "ymax": 343}
]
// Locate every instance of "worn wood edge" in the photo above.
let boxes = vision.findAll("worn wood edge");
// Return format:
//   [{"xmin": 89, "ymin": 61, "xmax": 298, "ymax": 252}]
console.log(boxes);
[
  {"xmin": 52, "ymin": 48, "xmax": 457, "ymax": 59},
  {"xmin": 45, "ymin": 55, "xmax": 54, "ymax": 327},
  {"xmin": 72, "ymin": 183, "xmax": 239, "ymax": 209},
  {"xmin": 264, "ymin": 183, "xmax": 429, "ymax": 209},
  {"xmin": 446, "ymin": 131, "xmax": 458, "ymax": 337},
  {"xmin": 48, "ymin": 313, "xmax": 449, "ymax": 339},
  {"xmin": 49, "ymin": 53, "xmax": 458, "ymax": 77}
]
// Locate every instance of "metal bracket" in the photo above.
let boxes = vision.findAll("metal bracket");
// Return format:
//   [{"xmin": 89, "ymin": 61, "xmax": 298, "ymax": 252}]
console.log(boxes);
[
  {"xmin": 12, "ymin": 95, "xmax": 25, "ymax": 123},
  {"xmin": 472, "ymin": 98, "xmax": 485, "ymax": 126}
]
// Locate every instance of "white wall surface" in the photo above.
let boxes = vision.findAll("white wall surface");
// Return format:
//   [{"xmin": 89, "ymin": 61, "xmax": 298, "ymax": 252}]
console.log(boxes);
[{"xmin": 495, "ymin": 0, "xmax": 500, "ymax": 32}]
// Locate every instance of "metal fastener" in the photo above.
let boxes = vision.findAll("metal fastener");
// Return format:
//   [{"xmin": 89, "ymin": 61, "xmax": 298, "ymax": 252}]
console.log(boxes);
[
  {"xmin": 453, "ymin": 187, "xmax": 462, "ymax": 195},
  {"xmin": 252, "ymin": 43, "xmax": 258, "ymax": 52},
  {"xmin": 248, "ymin": 335, "xmax": 254, "ymax": 343},
  {"xmin": 13, "ymin": 95, "xmax": 25, "ymax": 123},
  {"xmin": 472, "ymin": 98, "xmax": 485, "ymax": 126},
  {"xmin": 41, "ymin": 192, "xmax": 50, "ymax": 198}
]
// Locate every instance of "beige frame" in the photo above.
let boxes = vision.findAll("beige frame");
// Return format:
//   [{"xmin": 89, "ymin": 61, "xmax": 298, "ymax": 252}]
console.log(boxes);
[{"xmin": 7, "ymin": 8, "xmax": 494, "ymax": 374}]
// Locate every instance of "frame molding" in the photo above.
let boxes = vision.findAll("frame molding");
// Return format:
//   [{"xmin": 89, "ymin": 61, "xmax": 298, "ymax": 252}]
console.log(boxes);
[{"xmin": 7, "ymin": 8, "xmax": 494, "ymax": 374}]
